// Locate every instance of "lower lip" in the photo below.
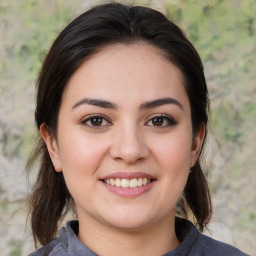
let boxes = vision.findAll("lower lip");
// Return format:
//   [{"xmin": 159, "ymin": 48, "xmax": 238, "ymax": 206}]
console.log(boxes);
[{"xmin": 101, "ymin": 180, "xmax": 156, "ymax": 197}]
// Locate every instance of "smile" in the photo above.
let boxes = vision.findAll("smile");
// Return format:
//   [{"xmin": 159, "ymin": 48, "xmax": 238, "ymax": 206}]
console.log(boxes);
[{"xmin": 104, "ymin": 178, "xmax": 151, "ymax": 188}]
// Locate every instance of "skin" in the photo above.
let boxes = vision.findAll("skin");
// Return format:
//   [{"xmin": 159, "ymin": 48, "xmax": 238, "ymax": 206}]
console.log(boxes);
[{"xmin": 41, "ymin": 43, "xmax": 205, "ymax": 255}]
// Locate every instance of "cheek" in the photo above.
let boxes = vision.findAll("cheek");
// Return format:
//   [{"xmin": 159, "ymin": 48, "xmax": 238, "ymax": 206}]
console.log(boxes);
[
  {"xmin": 154, "ymin": 134, "xmax": 193, "ymax": 175},
  {"xmin": 57, "ymin": 130, "xmax": 109, "ymax": 189},
  {"xmin": 64, "ymin": 141, "xmax": 102, "ymax": 166},
  {"xmin": 152, "ymin": 137, "xmax": 192, "ymax": 214},
  {"xmin": 57, "ymin": 136, "xmax": 109, "ymax": 208}
]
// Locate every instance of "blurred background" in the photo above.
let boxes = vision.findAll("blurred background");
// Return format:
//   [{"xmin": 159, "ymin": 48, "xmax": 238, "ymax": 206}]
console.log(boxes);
[{"xmin": 0, "ymin": 0, "xmax": 255, "ymax": 255}]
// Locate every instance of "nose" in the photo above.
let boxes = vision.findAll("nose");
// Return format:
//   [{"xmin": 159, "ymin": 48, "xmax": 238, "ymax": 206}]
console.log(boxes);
[{"xmin": 109, "ymin": 124, "xmax": 149, "ymax": 165}]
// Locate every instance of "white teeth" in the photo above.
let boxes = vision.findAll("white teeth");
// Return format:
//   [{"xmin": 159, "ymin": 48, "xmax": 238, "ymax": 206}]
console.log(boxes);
[
  {"xmin": 115, "ymin": 178, "xmax": 121, "ymax": 187},
  {"xmin": 121, "ymin": 179, "xmax": 130, "ymax": 188},
  {"xmin": 104, "ymin": 178, "xmax": 152, "ymax": 188},
  {"xmin": 130, "ymin": 178, "xmax": 137, "ymax": 188}
]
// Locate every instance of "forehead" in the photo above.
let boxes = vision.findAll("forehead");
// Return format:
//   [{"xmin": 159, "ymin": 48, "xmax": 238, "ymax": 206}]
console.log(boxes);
[{"xmin": 62, "ymin": 43, "xmax": 189, "ymax": 110}]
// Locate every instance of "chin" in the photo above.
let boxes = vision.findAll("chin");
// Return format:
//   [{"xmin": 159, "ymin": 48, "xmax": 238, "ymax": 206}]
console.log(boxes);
[
  {"xmin": 108, "ymin": 219, "xmax": 153, "ymax": 232},
  {"xmin": 102, "ymin": 208, "xmax": 157, "ymax": 232}
]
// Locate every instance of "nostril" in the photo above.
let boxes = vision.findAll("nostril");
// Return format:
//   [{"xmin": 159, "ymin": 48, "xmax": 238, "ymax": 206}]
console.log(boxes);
[{"xmin": 109, "ymin": 140, "xmax": 149, "ymax": 164}]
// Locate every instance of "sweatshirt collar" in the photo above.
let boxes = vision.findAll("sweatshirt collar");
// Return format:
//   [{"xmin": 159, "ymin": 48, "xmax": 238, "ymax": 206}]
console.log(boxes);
[{"xmin": 60, "ymin": 218, "xmax": 199, "ymax": 256}]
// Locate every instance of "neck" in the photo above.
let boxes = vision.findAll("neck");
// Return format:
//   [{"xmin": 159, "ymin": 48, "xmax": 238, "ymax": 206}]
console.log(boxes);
[{"xmin": 77, "ymin": 214, "xmax": 180, "ymax": 256}]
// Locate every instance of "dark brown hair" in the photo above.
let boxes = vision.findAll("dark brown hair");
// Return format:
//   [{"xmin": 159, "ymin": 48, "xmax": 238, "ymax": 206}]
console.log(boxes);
[{"xmin": 27, "ymin": 2, "xmax": 212, "ymax": 246}]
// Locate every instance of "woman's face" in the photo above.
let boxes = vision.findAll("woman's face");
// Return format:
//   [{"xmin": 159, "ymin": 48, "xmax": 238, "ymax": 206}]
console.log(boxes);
[{"xmin": 43, "ymin": 43, "xmax": 204, "ymax": 232}]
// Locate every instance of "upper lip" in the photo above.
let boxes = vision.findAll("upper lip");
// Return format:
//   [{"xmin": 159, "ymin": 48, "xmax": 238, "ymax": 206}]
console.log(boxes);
[{"xmin": 100, "ymin": 172, "xmax": 157, "ymax": 180}]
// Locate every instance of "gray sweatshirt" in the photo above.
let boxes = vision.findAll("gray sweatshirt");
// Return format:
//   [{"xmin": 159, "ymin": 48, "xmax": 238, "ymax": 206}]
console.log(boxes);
[{"xmin": 29, "ymin": 219, "xmax": 247, "ymax": 256}]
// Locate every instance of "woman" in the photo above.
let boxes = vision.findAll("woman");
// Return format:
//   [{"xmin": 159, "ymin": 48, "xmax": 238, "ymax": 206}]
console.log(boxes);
[{"xmin": 27, "ymin": 3, "xmax": 247, "ymax": 255}]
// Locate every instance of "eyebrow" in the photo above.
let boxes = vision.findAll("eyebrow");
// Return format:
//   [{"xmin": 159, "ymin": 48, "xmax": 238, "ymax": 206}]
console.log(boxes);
[
  {"xmin": 139, "ymin": 97, "xmax": 183, "ymax": 110},
  {"xmin": 72, "ymin": 97, "xmax": 183, "ymax": 110},
  {"xmin": 72, "ymin": 98, "xmax": 118, "ymax": 110}
]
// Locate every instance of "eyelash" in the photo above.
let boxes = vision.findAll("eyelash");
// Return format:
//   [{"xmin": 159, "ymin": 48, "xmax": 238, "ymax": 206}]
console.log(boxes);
[
  {"xmin": 145, "ymin": 114, "xmax": 177, "ymax": 128},
  {"xmin": 81, "ymin": 114, "xmax": 177, "ymax": 129},
  {"xmin": 81, "ymin": 114, "xmax": 112, "ymax": 129}
]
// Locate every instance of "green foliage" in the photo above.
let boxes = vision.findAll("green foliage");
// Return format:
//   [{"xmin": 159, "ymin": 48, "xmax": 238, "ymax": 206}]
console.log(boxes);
[
  {"xmin": 167, "ymin": 0, "xmax": 256, "ymax": 61},
  {"xmin": 212, "ymin": 101, "xmax": 242, "ymax": 143},
  {"xmin": 20, "ymin": 124, "xmax": 37, "ymax": 160},
  {"xmin": 0, "ymin": 0, "xmax": 78, "ymax": 85},
  {"xmin": 0, "ymin": 0, "xmax": 78, "ymax": 159},
  {"xmin": 237, "ymin": 208, "xmax": 256, "ymax": 230},
  {"xmin": 240, "ymin": 100, "xmax": 256, "ymax": 124},
  {"xmin": 8, "ymin": 240, "xmax": 23, "ymax": 256},
  {"xmin": 167, "ymin": 0, "xmax": 256, "ymax": 151},
  {"xmin": 18, "ymin": 1, "xmax": 72, "ymax": 81}
]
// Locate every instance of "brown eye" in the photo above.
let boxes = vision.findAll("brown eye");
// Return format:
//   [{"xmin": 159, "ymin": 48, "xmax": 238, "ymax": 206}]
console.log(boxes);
[
  {"xmin": 152, "ymin": 117, "xmax": 164, "ymax": 126},
  {"xmin": 91, "ymin": 117, "xmax": 103, "ymax": 126},
  {"xmin": 82, "ymin": 115, "xmax": 111, "ymax": 128},
  {"xmin": 146, "ymin": 115, "xmax": 178, "ymax": 128}
]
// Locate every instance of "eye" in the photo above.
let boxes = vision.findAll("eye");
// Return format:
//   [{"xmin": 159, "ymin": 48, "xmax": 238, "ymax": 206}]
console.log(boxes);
[
  {"xmin": 145, "ymin": 115, "xmax": 177, "ymax": 127},
  {"xmin": 81, "ymin": 115, "xmax": 111, "ymax": 128}
]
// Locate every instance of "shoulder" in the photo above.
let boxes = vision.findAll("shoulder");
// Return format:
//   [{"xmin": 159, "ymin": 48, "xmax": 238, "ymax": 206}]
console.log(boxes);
[
  {"xmin": 28, "ymin": 220, "xmax": 98, "ymax": 256},
  {"xmin": 165, "ymin": 218, "xmax": 248, "ymax": 256},
  {"xmin": 190, "ymin": 232, "xmax": 248, "ymax": 256},
  {"xmin": 28, "ymin": 238, "xmax": 65, "ymax": 256},
  {"xmin": 28, "ymin": 220, "xmax": 78, "ymax": 256}
]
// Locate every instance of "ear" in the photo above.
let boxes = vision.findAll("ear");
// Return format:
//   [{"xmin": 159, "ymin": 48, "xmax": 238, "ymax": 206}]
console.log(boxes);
[
  {"xmin": 190, "ymin": 123, "xmax": 205, "ymax": 168},
  {"xmin": 40, "ymin": 123, "xmax": 62, "ymax": 172}
]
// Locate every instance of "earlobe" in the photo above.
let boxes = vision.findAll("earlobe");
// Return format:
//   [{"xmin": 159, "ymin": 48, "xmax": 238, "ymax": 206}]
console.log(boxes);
[
  {"xmin": 190, "ymin": 124, "xmax": 205, "ymax": 168},
  {"xmin": 40, "ymin": 124, "xmax": 62, "ymax": 172}
]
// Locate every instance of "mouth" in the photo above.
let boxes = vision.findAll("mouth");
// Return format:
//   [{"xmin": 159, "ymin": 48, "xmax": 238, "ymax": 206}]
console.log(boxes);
[
  {"xmin": 102, "ymin": 177, "xmax": 153, "ymax": 188},
  {"xmin": 100, "ymin": 172, "xmax": 157, "ymax": 197}
]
